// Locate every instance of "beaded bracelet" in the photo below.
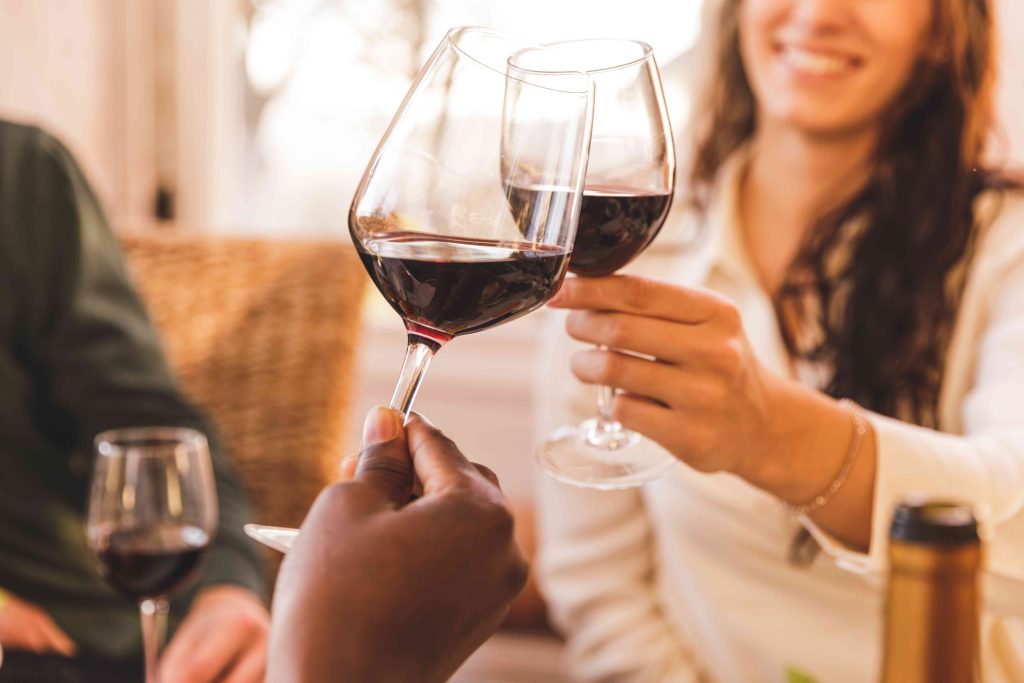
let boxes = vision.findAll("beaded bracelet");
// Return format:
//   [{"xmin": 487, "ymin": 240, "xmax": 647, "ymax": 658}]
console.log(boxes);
[{"xmin": 785, "ymin": 398, "xmax": 867, "ymax": 517}]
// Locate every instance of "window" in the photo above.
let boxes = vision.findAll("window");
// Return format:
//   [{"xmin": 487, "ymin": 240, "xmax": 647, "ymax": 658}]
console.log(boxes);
[{"xmin": 239, "ymin": 0, "xmax": 705, "ymax": 235}]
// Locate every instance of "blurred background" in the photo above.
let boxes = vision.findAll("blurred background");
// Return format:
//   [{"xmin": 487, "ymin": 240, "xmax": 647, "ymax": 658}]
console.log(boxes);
[{"xmin": 1, "ymin": 1, "xmax": 1022, "ymax": 678}]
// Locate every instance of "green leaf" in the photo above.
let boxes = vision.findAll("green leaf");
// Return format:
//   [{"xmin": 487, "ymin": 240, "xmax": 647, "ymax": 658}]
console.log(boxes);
[{"xmin": 786, "ymin": 666, "xmax": 820, "ymax": 683}]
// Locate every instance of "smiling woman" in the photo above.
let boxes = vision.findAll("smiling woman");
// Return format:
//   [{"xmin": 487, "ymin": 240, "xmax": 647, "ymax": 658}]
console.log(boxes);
[
  {"xmin": 536, "ymin": 0, "xmax": 1024, "ymax": 681},
  {"xmin": 691, "ymin": 0, "xmax": 1002, "ymax": 429}
]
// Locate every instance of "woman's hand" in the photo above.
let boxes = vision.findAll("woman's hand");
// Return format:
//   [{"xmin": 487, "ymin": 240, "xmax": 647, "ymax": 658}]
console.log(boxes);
[
  {"xmin": 0, "ymin": 591, "xmax": 76, "ymax": 655},
  {"xmin": 549, "ymin": 274, "xmax": 877, "ymax": 549},
  {"xmin": 549, "ymin": 274, "xmax": 778, "ymax": 479}
]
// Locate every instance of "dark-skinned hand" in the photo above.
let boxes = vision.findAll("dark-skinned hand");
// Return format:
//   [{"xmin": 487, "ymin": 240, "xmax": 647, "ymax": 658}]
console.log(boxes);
[{"xmin": 267, "ymin": 407, "xmax": 528, "ymax": 683}]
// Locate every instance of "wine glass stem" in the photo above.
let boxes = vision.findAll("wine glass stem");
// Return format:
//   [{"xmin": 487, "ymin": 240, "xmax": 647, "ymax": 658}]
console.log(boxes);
[
  {"xmin": 389, "ymin": 338, "xmax": 437, "ymax": 422},
  {"xmin": 140, "ymin": 597, "xmax": 169, "ymax": 683},
  {"xmin": 587, "ymin": 345, "xmax": 628, "ymax": 447}
]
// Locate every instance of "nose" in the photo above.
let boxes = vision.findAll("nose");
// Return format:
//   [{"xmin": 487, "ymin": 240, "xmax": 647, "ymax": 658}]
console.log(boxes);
[{"xmin": 786, "ymin": 0, "xmax": 852, "ymax": 35}]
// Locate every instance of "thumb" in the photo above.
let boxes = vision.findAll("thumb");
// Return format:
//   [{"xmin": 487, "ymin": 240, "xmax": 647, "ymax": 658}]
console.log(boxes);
[{"xmin": 354, "ymin": 406, "xmax": 413, "ymax": 507}]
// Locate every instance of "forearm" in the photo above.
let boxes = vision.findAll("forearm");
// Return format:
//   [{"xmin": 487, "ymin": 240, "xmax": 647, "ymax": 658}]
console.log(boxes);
[{"xmin": 738, "ymin": 378, "xmax": 877, "ymax": 550}]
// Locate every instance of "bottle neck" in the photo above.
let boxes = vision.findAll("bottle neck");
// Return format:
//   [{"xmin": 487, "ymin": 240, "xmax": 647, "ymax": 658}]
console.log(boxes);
[{"xmin": 881, "ymin": 541, "xmax": 982, "ymax": 683}]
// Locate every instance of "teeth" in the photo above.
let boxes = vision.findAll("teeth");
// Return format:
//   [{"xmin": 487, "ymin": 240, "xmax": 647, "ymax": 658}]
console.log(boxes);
[{"xmin": 783, "ymin": 46, "xmax": 851, "ymax": 76}]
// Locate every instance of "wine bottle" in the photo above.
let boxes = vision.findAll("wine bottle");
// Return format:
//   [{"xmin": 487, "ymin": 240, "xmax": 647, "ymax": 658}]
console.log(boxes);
[{"xmin": 881, "ymin": 499, "xmax": 982, "ymax": 682}]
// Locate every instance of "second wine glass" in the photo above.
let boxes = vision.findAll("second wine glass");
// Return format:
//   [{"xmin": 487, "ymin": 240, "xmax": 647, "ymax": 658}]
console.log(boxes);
[
  {"xmin": 87, "ymin": 427, "xmax": 218, "ymax": 683},
  {"xmin": 245, "ymin": 26, "xmax": 594, "ymax": 554},
  {"xmin": 517, "ymin": 39, "xmax": 678, "ymax": 490}
]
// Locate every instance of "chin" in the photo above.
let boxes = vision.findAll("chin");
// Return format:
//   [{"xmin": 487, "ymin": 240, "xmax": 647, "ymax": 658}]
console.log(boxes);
[{"xmin": 765, "ymin": 100, "xmax": 875, "ymax": 140}]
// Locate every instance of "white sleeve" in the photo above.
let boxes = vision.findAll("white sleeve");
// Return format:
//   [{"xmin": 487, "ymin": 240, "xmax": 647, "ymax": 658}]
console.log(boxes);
[
  {"xmin": 534, "ymin": 309, "xmax": 699, "ymax": 682},
  {"xmin": 804, "ymin": 216, "xmax": 1024, "ymax": 583}
]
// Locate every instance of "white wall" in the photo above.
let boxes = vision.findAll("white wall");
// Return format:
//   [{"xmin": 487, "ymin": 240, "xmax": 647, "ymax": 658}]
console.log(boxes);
[
  {"xmin": 0, "ymin": 0, "xmax": 158, "ymax": 227},
  {"xmin": 996, "ymin": 0, "xmax": 1024, "ymax": 167}
]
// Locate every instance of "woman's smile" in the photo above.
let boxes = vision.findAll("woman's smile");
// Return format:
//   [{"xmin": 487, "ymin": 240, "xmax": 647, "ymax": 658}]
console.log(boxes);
[{"xmin": 773, "ymin": 40, "xmax": 863, "ymax": 82}]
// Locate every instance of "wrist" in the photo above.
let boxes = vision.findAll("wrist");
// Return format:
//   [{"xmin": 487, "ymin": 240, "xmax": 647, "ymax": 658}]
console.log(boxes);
[{"xmin": 736, "ymin": 379, "xmax": 851, "ymax": 504}]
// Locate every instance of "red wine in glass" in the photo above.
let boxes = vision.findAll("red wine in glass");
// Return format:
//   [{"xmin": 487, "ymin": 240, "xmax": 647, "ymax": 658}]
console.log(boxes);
[
  {"xmin": 507, "ymin": 184, "xmax": 672, "ymax": 277},
  {"xmin": 569, "ymin": 185, "xmax": 672, "ymax": 276},
  {"xmin": 97, "ymin": 524, "xmax": 209, "ymax": 601},
  {"xmin": 353, "ymin": 228, "xmax": 571, "ymax": 349}
]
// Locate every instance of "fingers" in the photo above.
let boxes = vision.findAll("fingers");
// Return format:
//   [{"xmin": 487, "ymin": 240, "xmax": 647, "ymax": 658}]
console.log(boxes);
[
  {"xmin": 570, "ymin": 349, "xmax": 682, "ymax": 406},
  {"xmin": 221, "ymin": 646, "xmax": 267, "ymax": 683},
  {"xmin": 37, "ymin": 615, "xmax": 76, "ymax": 656},
  {"xmin": 339, "ymin": 453, "xmax": 358, "ymax": 481},
  {"xmin": 609, "ymin": 393, "xmax": 681, "ymax": 452},
  {"xmin": 548, "ymin": 275, "xmax": 724, "ymax": 324},
  {"xmin": 11, "ymin": 608, "xmax": 77, "ymax": 655},
  {"xmin": 160, "ymin": 589, "xmax": 268, "ymax": 683},
  {"xmin": 405, "ymin": 414, "xmax": 504, "ymax": 499},
  {"xmin": 405, "ymin": 413, "xmax": 476, "ymax": 494},
  {"xmin": 352, "ymin": 406, "xmax": 414, "ymax": 508},
  {"xmin": 158, "ymin": 610, "xmax": 224, "ymax": 682},
  {"xmin": 473, "ymin": 463, "xmax": 500, "ymax": 488},
  {"xmin": 565, "ymin": 311, "xmax": 710, "ymax": 363},
  {"xmin": 41, "ymin": 618, "xmax": 75, "ymax": 655},
  {"xmin": 610, "ymin": 393, "xmax": 721, "ymax": 472}
]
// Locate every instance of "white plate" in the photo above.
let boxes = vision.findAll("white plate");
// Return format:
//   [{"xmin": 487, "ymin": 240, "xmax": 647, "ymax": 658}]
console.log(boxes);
[{"xmin": 244, "ymin": 524, "xmax": 300, "ymax": 554}]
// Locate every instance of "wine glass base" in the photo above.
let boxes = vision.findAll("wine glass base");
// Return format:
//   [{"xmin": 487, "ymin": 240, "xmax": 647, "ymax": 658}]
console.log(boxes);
[
  {"xmin": 580, "ymin": 417, "xmax": 642, "ymax": 450},
  {"xmin": 244, "ymin": 524, "xmax": 299, "ymax": 554},
  {"xmin": 537, "ymin": 423, "xmax": 677, "ymax": 490}
]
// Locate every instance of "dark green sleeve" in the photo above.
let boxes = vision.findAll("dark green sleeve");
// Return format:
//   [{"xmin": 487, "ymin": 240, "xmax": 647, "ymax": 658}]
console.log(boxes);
[{"xmin": 13, "ymin": 125, "xmax": 267, "ymax": 602}]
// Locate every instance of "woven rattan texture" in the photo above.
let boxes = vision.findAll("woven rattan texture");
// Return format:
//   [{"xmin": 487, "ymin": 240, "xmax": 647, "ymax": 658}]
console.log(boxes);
[{"xmin": 121, "ymin": 232, "xmax": 366, "ymax": 585}]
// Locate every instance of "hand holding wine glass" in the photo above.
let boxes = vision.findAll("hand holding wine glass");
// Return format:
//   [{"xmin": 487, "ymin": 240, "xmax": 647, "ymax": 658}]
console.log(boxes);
[
  {"xmin": 87, "ymin": 427, "xmax": 217, "ymax": 683},
  {"xmin": 513, "ymin": 39, "xmax": 678, "ymax": 490},
  {"xmin": 246, "ymin": 26, "xmax": 594, "ymax": 553}
]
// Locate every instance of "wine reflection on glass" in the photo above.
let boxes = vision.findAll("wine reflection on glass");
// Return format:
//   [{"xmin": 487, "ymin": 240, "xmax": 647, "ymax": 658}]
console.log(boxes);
[
  {"xmin": 512, "ymin": 39, "xmax": 678, "ymax": 490},
  {"xmin": 87, "ymin": 427, "xmax": 217, "ymax": 683},
  {"xmin": 245, "ymin": 26, "xmax": 594, "ymax": 554}
]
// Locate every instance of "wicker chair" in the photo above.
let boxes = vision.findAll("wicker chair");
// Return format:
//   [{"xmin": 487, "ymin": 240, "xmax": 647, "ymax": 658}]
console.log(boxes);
[{"xmin": 119, "ymin": 231, "xmax": 366, "ymax": 585}]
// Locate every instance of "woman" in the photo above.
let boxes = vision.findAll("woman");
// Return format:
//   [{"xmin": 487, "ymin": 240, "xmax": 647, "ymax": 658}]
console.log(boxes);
[{"xmin": 537, "ymin": 0, "xmax": 1024, "ymax": 680}]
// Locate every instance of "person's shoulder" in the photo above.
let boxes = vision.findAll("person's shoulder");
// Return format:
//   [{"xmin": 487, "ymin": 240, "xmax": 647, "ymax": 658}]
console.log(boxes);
[
  {"xmin": 0, "ymin": 119, "xmax": 85, "ymax": 191},
  {"xmin": 0, "ymin": 119, "xmax": 68, "ymax": 161},
  {"xmin": 0, "ymin": 120, "xmax": 90, "ymax": 251}
]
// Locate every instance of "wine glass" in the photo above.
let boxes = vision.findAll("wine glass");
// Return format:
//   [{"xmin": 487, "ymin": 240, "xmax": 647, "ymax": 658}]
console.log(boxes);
[
  {"xmin": 519, "ymin": 39, "xmax": 678, "ymax": 489},
  {"xmin": 244, "ymin": 26, "xmax": 594, "ymax": 553},
  {"xmin": 87, "ymin": 428, "xmax": 217, "ymax": 683}
]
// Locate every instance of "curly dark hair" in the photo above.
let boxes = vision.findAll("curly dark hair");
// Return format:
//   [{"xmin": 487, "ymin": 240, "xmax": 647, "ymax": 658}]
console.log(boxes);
[{"xmin": 688, "ymin": 0, "xmax": 1012, "ymax": 427}]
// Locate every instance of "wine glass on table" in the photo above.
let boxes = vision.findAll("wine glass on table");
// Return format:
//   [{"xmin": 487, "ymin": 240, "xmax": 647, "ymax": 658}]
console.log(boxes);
[
  {"xmin": 87, "ymin": 427, "xmax": 217, "ymax": 683},
  {"xmin": 244, "ymin": 26, "xmax": 594, "ymax": 553},
  {"xmin": 515, "ymin": 39, "xmax": 678, "ymax": 489}
]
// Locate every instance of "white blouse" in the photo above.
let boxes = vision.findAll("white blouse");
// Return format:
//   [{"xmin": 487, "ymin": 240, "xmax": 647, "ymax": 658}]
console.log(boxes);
[{"xmin": 534, "ymin": 155, "xmax": 1024, "ymax": 682}]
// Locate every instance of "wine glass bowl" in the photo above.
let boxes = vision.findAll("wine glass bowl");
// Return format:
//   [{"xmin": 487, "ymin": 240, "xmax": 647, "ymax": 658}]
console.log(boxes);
[
  {"xmin": 349, "ymin": 27, "xmax": 593, "ymax": 358},
  {"xmin": 87, "ymin": 427, "xmax": 217, "ymax": 683},
  {"xmin": 349, "ymin": 27, "xmax": 593, "ymax": 416}
]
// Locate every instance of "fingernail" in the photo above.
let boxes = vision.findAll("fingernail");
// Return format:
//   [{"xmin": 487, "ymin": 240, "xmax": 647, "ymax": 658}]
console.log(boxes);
[
  {"xmin": 339, "ymin": 453, "xmax": 359, "ymax": 474},
  {"xmin": 548, "ymin": 277, "xmax": 576, "ymax": 307},
  {"xmin": 363, "ymin": 406, "xmax": 400, "ymax": 446},
  {"xmin": 409, "ymin": 411, "xmax": 436, "ymax": 428}
]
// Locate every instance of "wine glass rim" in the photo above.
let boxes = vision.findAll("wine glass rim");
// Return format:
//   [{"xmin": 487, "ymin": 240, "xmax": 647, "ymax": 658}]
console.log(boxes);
[
  {"xmin": 444, "ymin": 26, "xmax": 593, "ymax": 96},
  {"xmin": 94, "ymin": 426, "xmax": 208, "ymax": 454},
  {"xmin": 516, "ymin": 38, "xmax": 656, "ymax": 75}
]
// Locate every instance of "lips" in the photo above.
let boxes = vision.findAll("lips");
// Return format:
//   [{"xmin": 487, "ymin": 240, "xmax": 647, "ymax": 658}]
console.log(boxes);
[{"xmin": 776, "ymin": 43, "xmax": 861, "ymax": 78}]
